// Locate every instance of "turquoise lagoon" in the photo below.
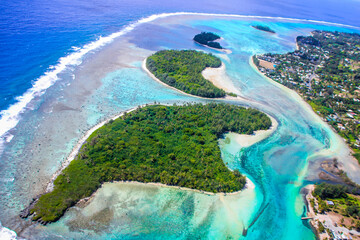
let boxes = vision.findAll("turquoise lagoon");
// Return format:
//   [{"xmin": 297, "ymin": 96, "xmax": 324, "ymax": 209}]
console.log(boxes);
[{"xmin": 1, "ymin": 14, "xmax": 360, "ymax": 239}]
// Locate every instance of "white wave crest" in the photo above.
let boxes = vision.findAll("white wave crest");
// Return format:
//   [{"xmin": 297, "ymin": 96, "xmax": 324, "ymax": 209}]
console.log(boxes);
[
  {"xmin": 0, "ymin": 222, "xmax": 18, "ymax": 240},
  {"xmin": 0, "ymin": 11, "xmax": 358, "ymax": 151},
  {"xmin": 0, "ymin": 12, "xmax": 178, "ymax": 150}
]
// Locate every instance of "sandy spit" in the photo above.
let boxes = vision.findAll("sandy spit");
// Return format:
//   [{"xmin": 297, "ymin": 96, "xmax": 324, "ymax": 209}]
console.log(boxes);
[
  {"xmin": 201, "ymin": 62, "xmax": 241, "ymax": 95},
  {"xmin": 230, "ymin": 114, "xmax": 278, "ymax": 148},
  {"xmin": 105, "ymin": 177, "xmax": 255, "ymax": 197},
  {"xmin": 194, "ymin": 40, "xmax": 232, "ymax": 54},
  {"xmin": 45, "ymin": 106, "xmax": 142, "ymax": 192}
]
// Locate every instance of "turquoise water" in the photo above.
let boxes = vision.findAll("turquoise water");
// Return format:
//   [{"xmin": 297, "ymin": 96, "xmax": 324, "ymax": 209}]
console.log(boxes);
[{"xmin": 1, "ymin": 15, "xmax": 360, "ymax": 239}]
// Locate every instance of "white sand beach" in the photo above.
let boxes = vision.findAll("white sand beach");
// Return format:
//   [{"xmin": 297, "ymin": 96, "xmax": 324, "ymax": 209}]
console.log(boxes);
[
  {"xmin": 107, "ymin": 176, "xmax": 255, "ymax": 197},
  {"xmin": 194, "ymin": 40, "xmax": 232, "ymax": 54},
  {"xmin": 228, "ymin": 114, "xmax": 278, "ymax": 148},
  {"xmin": 201, "ymin": 62, "xmax": 241, "ymax": 95},
  {"xmin": 45, "ymin": 57, "xmax": 274, "ymax": 196}
]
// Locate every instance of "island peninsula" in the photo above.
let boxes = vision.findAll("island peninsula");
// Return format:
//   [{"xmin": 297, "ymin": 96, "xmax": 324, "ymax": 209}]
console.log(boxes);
[
  {"xmin": 23, "ymin": 103, "xmax": 271, "ymax": 224},
  {"xmin": 146, "ymin": 50, "xmax": 236, "ymax": 98}
]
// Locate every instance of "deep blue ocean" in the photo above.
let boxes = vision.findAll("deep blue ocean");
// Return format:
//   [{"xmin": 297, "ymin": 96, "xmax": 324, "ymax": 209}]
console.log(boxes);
[{"xmin": 1, "ymin": 0, "xmax": 360, "ymax": 113}]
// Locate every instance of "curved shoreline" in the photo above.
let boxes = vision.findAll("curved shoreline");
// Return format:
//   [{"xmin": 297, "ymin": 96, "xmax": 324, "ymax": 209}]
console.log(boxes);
[
  {"xmin": 201, "ymin": 63, "xmax": 241, "ymax": 95},
  {"xmin": 80, "ymin": 177, "xmax": 255, "ymax": 204},
  {"xmin": 229, "ymin": 114, "xmax": 278, "ymax": 148},
  {"xmin": 2, "ymin": 12, "xmax": 359, "ymax": 151},
  {"xmin": 249, "ymin": 56, "xmax": 317, "ymax": 115},
  {"xmin": 40, "ymin": 57, "xmax": 280, "ymax": 212},
  {"xmin": 44, "ymin": 102, "xmax": 276, "ymax": 202},
  {"xmin": 142, "ymin": 57, "xmax": 242, "ymax": 100},
  {"xmin": 249, "ymin": 56, "xmax": 360, "ymax": 179},
  {"xmin": 143, "ymin": 56, "xmax": 278, "ymax": 147},
  {"xmin": 193, "ymin": 40, "xmax": 232, "ymax": 54},
  {"xmin": 45, "ymin": 106, "xmax": 143, "ymax": 192},
  {"xmin": 4, "ymin": 13, "xmax": 357, "ymax": 240}
]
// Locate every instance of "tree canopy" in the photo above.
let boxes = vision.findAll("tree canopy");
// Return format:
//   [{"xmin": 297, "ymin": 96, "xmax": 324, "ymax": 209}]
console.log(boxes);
[
  {"xmin": 146, "ymin": 50, "xmax": 226, "ymax": 98},
  {"xmin": 252, "ymin": 25, "xmax": 275, "ymax": 33},
  {"xmin": 29, "ymin": 103, "xmax": 271, "ymax": 223},
  {"xmin": 193, "ymin": 32, "xmax": 223, "ymax": 49},
  {"xmin": 314, "ymin": 183, "xmax": 347, "ymax": 199}
]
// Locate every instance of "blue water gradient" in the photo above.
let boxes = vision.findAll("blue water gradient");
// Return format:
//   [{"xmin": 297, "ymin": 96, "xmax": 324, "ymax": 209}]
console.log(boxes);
[
  {"xmin": 0, "ymin": 15, "xmax": 359, "ymax": 239},
  {"xmin": 1, "ymin": 1, "xmax": 360, "ymax": 239},
  {"xmin": 0, "ymin": 0, "xmax": 360, "ymax": 111}
]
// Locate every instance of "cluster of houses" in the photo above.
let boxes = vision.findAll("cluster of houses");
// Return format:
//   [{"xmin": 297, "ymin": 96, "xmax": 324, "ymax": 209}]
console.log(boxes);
[{"xmin": 254, "ymin": 30, "xmax": 360, "ymax": 151}]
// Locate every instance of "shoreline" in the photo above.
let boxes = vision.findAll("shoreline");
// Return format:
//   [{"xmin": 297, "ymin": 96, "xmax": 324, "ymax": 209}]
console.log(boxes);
[
  {"xmin": 249, "ymin": 56, "xmax": 317, "ymax": 114},
  {"xmin": 31, "ymin": 56, "xmax": 279, "ymax": 226},
  {"xmin": 201, "ymin": 62, "xmax": 241, "ymax": 95},
  {"xmin": 302, "ymin": 184, "xmax": 360, "ymax": 239},
  {"xmin": 2, "ymin": 11, "xmax": 359, "ymax": 154},
  {"xmin": 94, "ymin": 177, "xmax": 255, "ymax": 199},
  {"xmin": 193, "ymin": 40, "xmax": 232, "ymax": 54},
  {"xmin": 142, "ymin": 58, "xmax": 242, "ymax": 101},
  {"xmin": 45, "ymin": 106, "xmax": 143, "ymax": 192},
  {"xmin": 249, "ymin": 55, "xmax": 360, "ymax": 177},
  {"xmin": 302, "ymin": 185, "xmax": 320, "ymax": 239}
]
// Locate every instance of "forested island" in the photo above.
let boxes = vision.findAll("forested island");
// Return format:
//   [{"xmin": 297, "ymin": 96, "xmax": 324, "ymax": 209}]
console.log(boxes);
[
  {"xmin": 23, "ymin": 103, "xmax": 271, "ymax": 223},
  {"xmin": 146, "ymin": 50, "xmax": 227, "ymax": 98},
  {"xmin": 253, "ymin": 30, "xmax": 360, "ymax": 163},
  {"xmin": 193, "ymin": 32, "xmax": 223, "ymax": 49},
  {"xmin": 252, "ymin": 25, "xmax": 276, "ymax": 33}
]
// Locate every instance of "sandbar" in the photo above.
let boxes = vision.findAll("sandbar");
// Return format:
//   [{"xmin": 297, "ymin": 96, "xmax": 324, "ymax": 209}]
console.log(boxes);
[{"xmin": 201, "ymin": 62, "xmax": 241, "ymax": 95}]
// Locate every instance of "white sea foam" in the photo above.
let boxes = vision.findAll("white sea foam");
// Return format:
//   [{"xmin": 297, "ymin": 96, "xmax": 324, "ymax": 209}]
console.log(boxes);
[
  {"xmin": 0, "ymin": 222, "xmax": 18, "ymax": 240},
  {"xmin": 0, "ymin": 178, "xmax": 14, "ymax": 183},
  {"xmin": 0, "ymin": 12, "xmax": 358, "ymax": 154},
  {"xmin": 0, "ymin": 13, "xmax": 178, "ymax": 151}
]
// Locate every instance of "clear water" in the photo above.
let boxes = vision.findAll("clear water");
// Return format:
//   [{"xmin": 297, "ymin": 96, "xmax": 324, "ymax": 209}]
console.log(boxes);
[{"xmin": 1, "ymin": 5, "xmax": 360, "ymax": 240}]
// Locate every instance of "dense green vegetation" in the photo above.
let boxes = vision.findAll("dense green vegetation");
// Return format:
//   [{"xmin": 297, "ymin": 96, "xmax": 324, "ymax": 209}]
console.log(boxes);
[
  {"xmin": 353, "ymin": 151, "xmax": 360, "ymax": 164},
  {"xmin": 193, "ymin": 32, "xmax": 223, "ymax": 49},
  {"xmin": 29, "ymin": 103, "xmax": 271, "ymax": 223},
  {"xmin": 314, "ymin": 183, "xmax": 347, "ymax": 199},
  {"xmin": 254, "ymin": 30, "xmax": 360, "ymax": 161},
  {"xmin": 314, "ymin": 183, "xmax": 360, "ymax": 221},
  {"xmin": 146, "ymin": 50, "xmax": 226, "ymax": 98},
  {"xmin": 252, "ymin": 25, "xmax": 275, "ymax": 33}
]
